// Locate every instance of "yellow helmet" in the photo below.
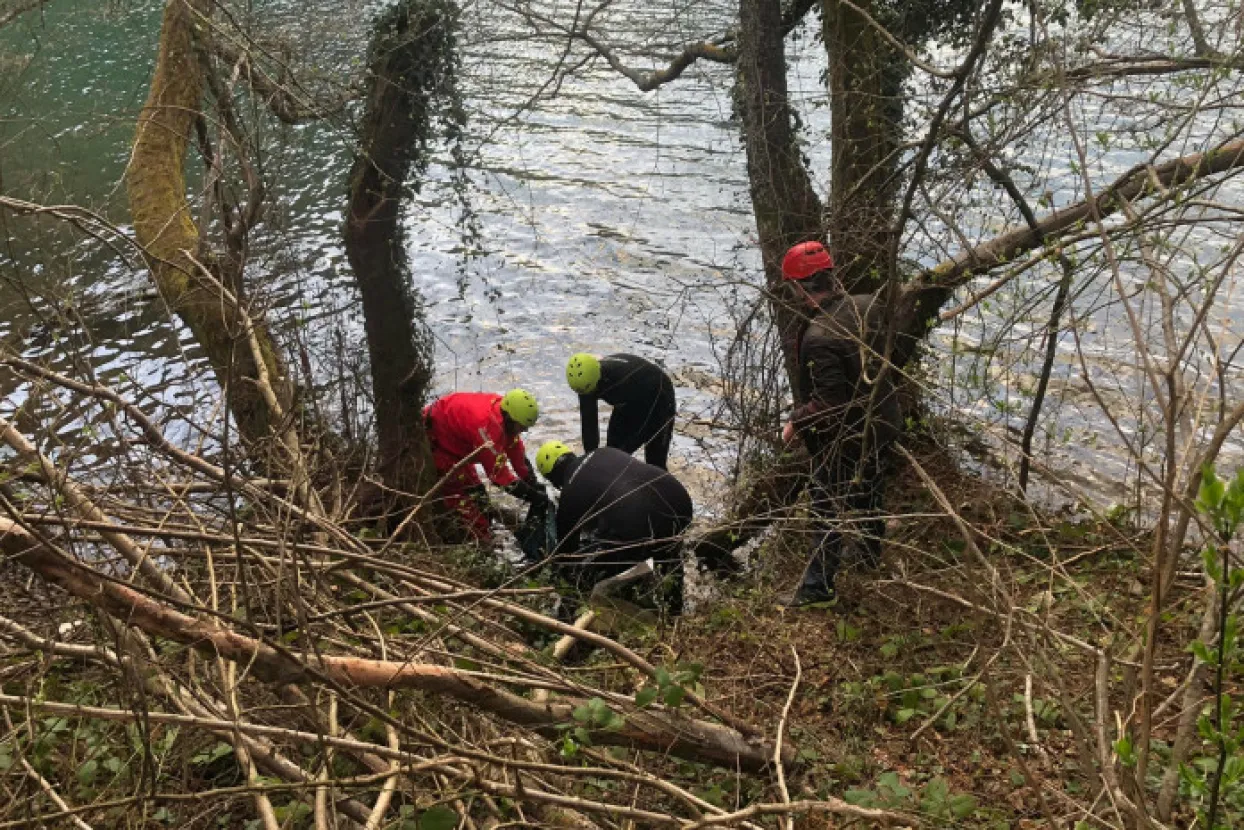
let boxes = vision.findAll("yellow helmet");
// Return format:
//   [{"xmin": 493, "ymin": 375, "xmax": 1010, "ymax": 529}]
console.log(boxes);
[
  {"xmin": 536, "ymin": 440, "xmax": 573, "ymax": 477},
  {"xmin": 500, "ymin": 388, "xmax": 539, "ymax": 428},
  {"xmin": 566, "ymin": 353, "xmax": 601, "ymax": 394}
]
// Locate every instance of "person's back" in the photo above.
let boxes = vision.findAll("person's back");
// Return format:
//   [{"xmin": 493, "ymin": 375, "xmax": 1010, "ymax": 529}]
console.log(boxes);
[
  {"xmin": 796, "ymin": 293, "xmax": 902, "ymax": 456},
  {"xmin": 555, "ymin": 447, "xmax": 691, "ymax": 551},
  {"xmin": 594, "ymin": 354, "xmax": 669, "ymax": 407},
  {"xmin": 425, "ymin": 392, "xmax": 501, "ymax": 457}
]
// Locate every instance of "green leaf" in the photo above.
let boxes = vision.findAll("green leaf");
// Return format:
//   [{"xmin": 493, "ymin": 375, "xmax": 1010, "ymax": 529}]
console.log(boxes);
[
  {"xmin": 1203, "ymin": 545, "xmax": 1223, "ymax": 583},
  {"xmin": 1190, "ymin": 640, "xmax": 1215, "ymax": 665},
  {"xmin": 634, "ymin": 686, "xmax": 658, "ymax": 708},
  {"xmin": 949, "ymin": 793, "xmax": 978, "ymax": 818},
  {"xmin": 877, "ymin": 771, "xmax": 910, "ymax": 800},
  {"xmin": 843, "ymin": 788, "xmax": 878, "ymax": 807},
  {"xmin": 663, "ymin": 685, "xmax": 686, "ymax": 708},
  {"xmin": 1115, "ymin": 735, "xmax": 1136, "ymax": 766},
  {"xmin": 895, "ymin": 708, "xmax": 918, "ymax": 724},
  {"xmin": 676, "ymin": 662, "xmax": 704, "ymax": 685},
  {"xmin": 921, "ymin": 776, "xmax": 949, "ymax": 806},
  {"xmin": 418, "ymin": 805, "xmax": 459, "ymax": 830},
  {"xmin": 698, "ymin": 784, "xmax": 726, "ymax": 808},
  {"xmin": 1199, "ymin": 465, "xmax": 1225, "ymax": 512}
]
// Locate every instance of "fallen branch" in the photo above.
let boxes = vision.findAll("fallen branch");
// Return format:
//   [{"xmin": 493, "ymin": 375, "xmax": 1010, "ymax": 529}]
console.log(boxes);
[
  {"xmin": 774, "ymin": 647, "xmax": 800, "ymax": 830},
  {"xmin": 0, "ymin": 519, "xmax": 790, "ymax": 773}
]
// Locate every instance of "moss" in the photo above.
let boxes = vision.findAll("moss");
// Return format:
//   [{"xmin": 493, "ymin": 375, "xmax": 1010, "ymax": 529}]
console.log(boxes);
[{"xmin": 126, "ymin": 0, "xmax": 294, "ymax": 450}]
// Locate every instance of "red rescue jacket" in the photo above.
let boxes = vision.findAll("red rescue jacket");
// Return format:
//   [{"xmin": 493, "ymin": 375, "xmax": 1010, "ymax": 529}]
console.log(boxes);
[{"xmin": 424, "ymin": 392, "xmax": 530, "ymax": 487}]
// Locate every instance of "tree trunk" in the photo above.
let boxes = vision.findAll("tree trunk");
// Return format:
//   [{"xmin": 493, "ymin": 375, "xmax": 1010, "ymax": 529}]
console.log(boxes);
[
  {"xmin": 823, "ymin": 0, "xmax": 901, "ymax": 292},
  {"xmin": 344, "ymin": 0, "xmax": 447, "ymax": 506},
  {"xmin": 126, "ymin": 0, "xmax": 295, "ymax": 451},
  {"xmin": 735, "ymin": 0, "xmax": 824, "ymax": 398}
]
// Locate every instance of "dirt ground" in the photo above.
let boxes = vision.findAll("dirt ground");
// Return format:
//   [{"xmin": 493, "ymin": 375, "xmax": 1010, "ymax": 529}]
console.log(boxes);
[{"xmin": 650, "ymin": 438, "xmax": 1209, "ymax": 828}]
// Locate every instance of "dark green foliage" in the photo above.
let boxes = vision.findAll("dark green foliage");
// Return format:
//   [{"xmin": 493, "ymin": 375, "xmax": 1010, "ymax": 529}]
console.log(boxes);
[{"xmin": 362, "ymin": 0, "xmax": 463, "ymax": 190}]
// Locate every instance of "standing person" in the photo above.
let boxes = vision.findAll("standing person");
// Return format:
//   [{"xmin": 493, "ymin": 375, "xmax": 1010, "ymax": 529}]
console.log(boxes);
[
  {"xmin": 534, "ymin": 441, "xmax": 692, "ymax": 614},
  {"xmin": 778, "ymin": 241, "xmax": 903, "ymax": 607},
  {"xmin": 423, "ymin": 389, "xmax": 547, "ymax": 539},
  {"xmin": 565, "ymin": 353, "xmax": 676, "ymax": 469}
]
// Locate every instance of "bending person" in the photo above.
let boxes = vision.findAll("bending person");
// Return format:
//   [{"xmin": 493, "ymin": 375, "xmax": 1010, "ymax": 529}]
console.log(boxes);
[
  {"xmin": 424, "ymin": 389, "xmax": 546, "ymax": 539},
  {"xmin": 564, "ymin": 352, "xmax": 676, "ymax": 469},
  {"xmin": 535, "ymin": 441, "xmax": 691, "ymax": 614}
]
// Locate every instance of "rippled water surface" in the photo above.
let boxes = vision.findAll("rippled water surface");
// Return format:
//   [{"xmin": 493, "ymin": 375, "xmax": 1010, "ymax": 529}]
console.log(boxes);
[{"xmin": 2, "ymin": 0, "xmax": 1242, "ymax": 511}]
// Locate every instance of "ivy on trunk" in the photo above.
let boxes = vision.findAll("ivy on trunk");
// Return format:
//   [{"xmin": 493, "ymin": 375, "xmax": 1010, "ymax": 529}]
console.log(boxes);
[{"xmin": 345, "ymin": 0, "xmax": 462, "ymax": 511}]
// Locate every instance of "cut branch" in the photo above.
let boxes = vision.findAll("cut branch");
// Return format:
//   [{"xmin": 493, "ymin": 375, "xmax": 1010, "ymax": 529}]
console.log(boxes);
[{"xmin": 0, "ymin": 519, "xmax": 791, "ymax": 774}]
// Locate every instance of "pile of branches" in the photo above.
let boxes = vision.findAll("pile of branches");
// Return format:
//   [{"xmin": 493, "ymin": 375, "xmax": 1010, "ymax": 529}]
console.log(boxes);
[{"xmin": 0, "ymin": 355, "xmax": 908, "ymax": 829}]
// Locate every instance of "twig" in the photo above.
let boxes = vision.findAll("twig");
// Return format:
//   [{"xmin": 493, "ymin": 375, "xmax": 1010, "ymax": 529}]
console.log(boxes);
[
  {"xmin": 3, "ymin": 710, "xmax": 95, "ymax": 830},
  {"xmin": 534, "ymin": 610, "xmax": 597, "ymax": 705},
  {"xmin": 1024, "ymin": 674, "xmax": 1051, "ymax": 764},
  {"xmin": 774, "ymin": 646, "xmax": 801, "ymax": 830},
  {"xmin": 910, "ymin": 637, "xmax": 1004, "ymax": 743}
]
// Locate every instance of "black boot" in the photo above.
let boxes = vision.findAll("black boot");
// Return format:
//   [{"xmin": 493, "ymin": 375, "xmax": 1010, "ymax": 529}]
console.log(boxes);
[
  {"xmin": 777, "ymin": 548, "xmax": 837, "ymax": 608},
  {"xmin": 697, "ymin": 537, "xmax": 745, "ymax": 579}
]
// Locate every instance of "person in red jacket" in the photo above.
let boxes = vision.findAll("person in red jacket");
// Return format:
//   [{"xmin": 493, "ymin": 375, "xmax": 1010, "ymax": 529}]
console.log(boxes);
[{"xmin": 424, "ymin": 389, "xmax": 547, "ymax": 539}]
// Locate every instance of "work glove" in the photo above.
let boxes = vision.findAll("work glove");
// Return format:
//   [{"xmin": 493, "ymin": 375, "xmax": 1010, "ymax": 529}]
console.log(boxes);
[{"xmin": 506, "ymin": 477, "xmax": 549, "ymax": 507}]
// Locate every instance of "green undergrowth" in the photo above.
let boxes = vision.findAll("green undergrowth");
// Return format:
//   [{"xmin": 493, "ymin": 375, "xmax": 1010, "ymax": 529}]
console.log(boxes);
[
  {"xmin": 0, "ymin": 440, "xmax": 1231, "ymax": 828},
  {"xmin": 669, "ymin": 443, "xmax": 1220, "ymax": 828}
]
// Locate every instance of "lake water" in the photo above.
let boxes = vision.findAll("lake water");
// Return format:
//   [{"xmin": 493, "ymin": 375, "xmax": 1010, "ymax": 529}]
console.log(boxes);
[{"xmin": 2, "ymin": 0, "xmax": 1242, "ymax": 514}]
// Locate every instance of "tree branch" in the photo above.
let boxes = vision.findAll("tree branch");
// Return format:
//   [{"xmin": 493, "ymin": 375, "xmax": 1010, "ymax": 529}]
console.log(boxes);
[
  {"xmin": 0, "ymin": 519, "xmax": 792, "ymax": 774},
  {"xmin": 920, "ymin": 134, "xmax": 1244, "ymax": 289},
  {"xmin": 505, "ymin": 0, "xmax": 822, "ymax": 93},
  {"xmin": 0, "ymin": 0, "xmax": 49, "ymax": 30}
]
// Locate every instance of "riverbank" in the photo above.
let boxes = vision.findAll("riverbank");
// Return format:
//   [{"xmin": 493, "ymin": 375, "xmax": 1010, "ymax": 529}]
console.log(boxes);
[{"xmin": 0, "ymin": 431, "xmax": 1220, "ymax": 828}]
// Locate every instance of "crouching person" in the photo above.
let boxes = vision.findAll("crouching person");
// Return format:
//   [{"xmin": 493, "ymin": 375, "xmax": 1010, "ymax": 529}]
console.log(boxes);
[
  {"xmin": 535, "ymin": 441, "xmax": 691, "ymax": 615},
  {"xmin": 424, "ymin": 389, "xmax": 547, "ymax": 540}
]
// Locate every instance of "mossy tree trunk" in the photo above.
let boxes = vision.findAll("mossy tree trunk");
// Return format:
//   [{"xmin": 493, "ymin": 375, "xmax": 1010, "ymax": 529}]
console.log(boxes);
[
  {"xmin": 344, "ymin": 0, "xmax": 456, "ymax": 505},
  {"xmin": 126, "ymin": 0, "xmax": 295, "ymax": 452}
]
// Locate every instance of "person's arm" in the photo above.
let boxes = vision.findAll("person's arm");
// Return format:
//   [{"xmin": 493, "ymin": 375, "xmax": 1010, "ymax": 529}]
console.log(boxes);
[
  {"xmin": 505, "ymin": 437, "xmax": 533, "ymax": 483},
  {"xmin": 554, "ymin": 501, "xmax": 581, "ymax": 554},
  {"xmin": 579, "ymin": 394, "xmax": 599, "ymax": 453},
  {"xmin": 476, "ymin": 426, "xmax": 518, "ymax": 488},
  {"xmin": 499, "ymin": 438, "xmax": 549, "ymax": 504},
  {"xmin": 790, "ymin": 334, "xmax": 851, "ymax": 435}
]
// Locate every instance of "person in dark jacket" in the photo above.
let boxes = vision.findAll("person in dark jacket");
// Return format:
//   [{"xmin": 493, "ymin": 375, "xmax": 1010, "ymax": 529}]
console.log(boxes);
[
  {"xmin": 778, "ymin": 241, "xmax": 904, "ymax": 607},
  {"xmin": 534, "ymin": 440, "xmax": 692, "ymax": 614},
  {"xmin": 564, "ymin": 353, "xmax": 676, "ymax": 469}
]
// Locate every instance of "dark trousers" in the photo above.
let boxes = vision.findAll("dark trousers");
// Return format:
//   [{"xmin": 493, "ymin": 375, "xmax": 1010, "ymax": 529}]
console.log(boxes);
[
  {"xmin": 607, "ymin": 388, "xmax": 676, "ymax": 469},
  {"xmin": 557, "ymin": 537, "xmax": 684, "ymax": 614},
  {"xmin": 798, "ymin": 438, "xmax": 891, "ymax": 592}
]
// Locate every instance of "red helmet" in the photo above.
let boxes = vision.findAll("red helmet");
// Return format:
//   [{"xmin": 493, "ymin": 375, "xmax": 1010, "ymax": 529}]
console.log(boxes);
[{"xmin": 781, "ymin": 241, "xmax": 834, "ymax": 280}]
